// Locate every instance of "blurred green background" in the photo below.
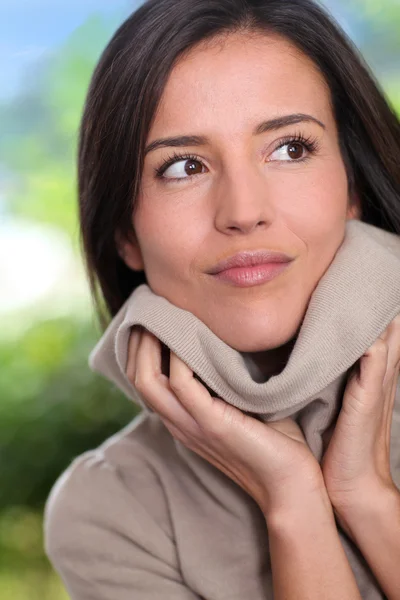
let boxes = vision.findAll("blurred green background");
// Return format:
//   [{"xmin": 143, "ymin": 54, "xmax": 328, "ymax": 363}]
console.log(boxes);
[{"xmin": 1, "ymin": 0, "xmax": 399, "ymax": 598}]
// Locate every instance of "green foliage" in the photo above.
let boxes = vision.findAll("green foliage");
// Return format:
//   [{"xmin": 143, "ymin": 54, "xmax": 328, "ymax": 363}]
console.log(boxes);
[
  {"xmin": 0, "ymin": 507, "xmax": 69, "ymax": 599},
  {"xmin": 0, "ymin": 310, "xmax": 140, "ymax": 597},
  {"xmin": 0, "ymin": 14, "xmax": 120, "ymax": 240},
  {"xmin": 0, "ymin": 1, "xmax": 398, "ymax": 596},
  {"xmin": 357, "ymin": 0, "xmax": 400, "ymax": 26},
  {"xmin": 346, "ymin": 0, "xmax": 400, "ymax": 74},
  {"xmin": 0, "ymin": 315, "xmax": 138, "ymax": 511},
  {"xmin": 384, "ymin": 81, "xmax": 400, "ymax": 115},
  {"xmin": 0, "ymin": 8, "xmax": 138, "ymax": 595}
]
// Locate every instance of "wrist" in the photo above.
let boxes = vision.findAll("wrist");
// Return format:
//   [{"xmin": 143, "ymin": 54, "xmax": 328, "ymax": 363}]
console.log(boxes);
[
  {"xmin": 335, "ymin": 482, "xmax": 400, "ymax": 541},
  {"xmin": 265, "ymin": 482, "xmax": 334, "ymax": 533},
  {"xmin": 266, "ymin": 484, "xmax": 362, "ymax": 600},
  {"xmin": 259, "ymin": 464, "xmax": 328, "ymax": 520}
]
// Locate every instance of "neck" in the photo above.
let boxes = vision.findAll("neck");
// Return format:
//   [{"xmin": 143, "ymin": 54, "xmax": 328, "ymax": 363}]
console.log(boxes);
[{"xmin": 242, "ymin": 334, "xmax": 298, "ymax": 382}]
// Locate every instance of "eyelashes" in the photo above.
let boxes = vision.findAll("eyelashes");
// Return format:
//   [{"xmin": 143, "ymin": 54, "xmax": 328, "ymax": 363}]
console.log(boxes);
[
  {"xmin": 154, "ymin": 152, "xmax": 201, "ymax": 180},
  {"xmin": 154, "ymin": 132, "xmax": 321, "ymax": 182}
]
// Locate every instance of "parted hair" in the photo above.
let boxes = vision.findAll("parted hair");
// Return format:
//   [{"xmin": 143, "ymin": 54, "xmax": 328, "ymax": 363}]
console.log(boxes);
[{"xmin": 77, "ymin": 0, "xmax": 400, "ymax": 329}]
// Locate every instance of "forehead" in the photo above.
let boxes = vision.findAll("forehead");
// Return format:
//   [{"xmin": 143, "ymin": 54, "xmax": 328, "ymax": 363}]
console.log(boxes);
[{"xmin": 151, "ymin": 32, "xmax": 334, "ymax": 137}]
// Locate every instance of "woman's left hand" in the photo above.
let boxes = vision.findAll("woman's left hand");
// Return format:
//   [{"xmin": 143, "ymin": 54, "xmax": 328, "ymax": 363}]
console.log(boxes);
[
  {"xmin": 321, "ymin": 314, "xmax": 400, "ymax": 529},
  {"xmin": 126, "ymin": 326, "xmax": 325, "ymax": 518}
]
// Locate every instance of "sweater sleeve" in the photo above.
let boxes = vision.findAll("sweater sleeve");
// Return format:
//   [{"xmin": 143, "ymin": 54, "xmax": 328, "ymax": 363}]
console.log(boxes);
[{"xmin": 44, "ymin": 450, "xmax": 201, "ymax": 600}]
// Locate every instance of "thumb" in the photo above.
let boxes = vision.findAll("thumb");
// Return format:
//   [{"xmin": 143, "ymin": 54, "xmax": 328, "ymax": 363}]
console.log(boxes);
[{"xmin": 268, "ymin": 417, "xmax": 307, "ymax": 444}]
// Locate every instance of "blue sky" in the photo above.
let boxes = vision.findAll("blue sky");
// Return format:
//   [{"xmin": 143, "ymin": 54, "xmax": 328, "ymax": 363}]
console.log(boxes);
[
  {"xmin": 0, "ymin": 0, "xmax": 135, "ymax": 100},
  {"xmin": 0, "ymin": 0, "xmax": 359, "ymax": 102}
]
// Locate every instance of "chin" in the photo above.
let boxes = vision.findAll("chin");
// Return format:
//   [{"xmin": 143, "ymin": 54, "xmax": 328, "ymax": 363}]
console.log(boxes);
[{"xmin": 215, "ymin": 319, "xmax": 302, "ymax": 353}]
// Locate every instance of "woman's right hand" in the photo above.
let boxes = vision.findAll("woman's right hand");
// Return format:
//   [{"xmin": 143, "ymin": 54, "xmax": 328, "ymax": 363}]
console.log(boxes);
[{"xmin": 127, "ymin": 326, "xmax": 326, "ymax": 518}]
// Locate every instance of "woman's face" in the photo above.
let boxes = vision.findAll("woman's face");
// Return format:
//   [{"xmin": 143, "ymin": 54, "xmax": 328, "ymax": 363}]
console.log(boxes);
[{"xmin": 120, "ymin": 32, "xmax": 360, "ymax": 353}]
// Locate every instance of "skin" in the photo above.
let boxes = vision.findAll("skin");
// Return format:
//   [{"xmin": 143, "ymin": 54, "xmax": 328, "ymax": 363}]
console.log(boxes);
[
  {"xmin": 118, "ymin": 31, "xmax": 361, "ymax": 376},
  {"xmin": 119, "ymin": 31, "xmax": 400, "ymax": 598},
  {"xmin": 127, "ymin": 295, "xmax": 400, "ymax": 600}
]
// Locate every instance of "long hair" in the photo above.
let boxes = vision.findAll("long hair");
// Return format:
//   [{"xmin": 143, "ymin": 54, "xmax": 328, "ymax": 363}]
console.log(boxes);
[{"xmin": 78, "ymin": 0, "xmax": 400, "ymax": 329}]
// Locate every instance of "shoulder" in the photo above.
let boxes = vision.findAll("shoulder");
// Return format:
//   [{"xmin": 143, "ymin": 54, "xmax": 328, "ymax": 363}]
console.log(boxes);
[
  {"xmin": 44, "ymin": 411, "xmax": 176, "ymax": 541},
  {"xmin": 44, "ymin": 412, "xmax": 179, "ymax": 577}
]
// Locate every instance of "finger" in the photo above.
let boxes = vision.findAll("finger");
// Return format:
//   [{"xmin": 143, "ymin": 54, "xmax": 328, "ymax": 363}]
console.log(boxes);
[
  {"xmin": 383, "ymin": 348, "xmax": 400, "ymax": 444},
  {"xmin": 357, "ymin": 337, "xmax": 387, "ymax": 402},
  {"xmin": 135, "ymin": 330, "xmax": 194, "ymax": 426},
  {"xmin": 382, "ymin": 315, "xmax": 400, "ymax": 388},
  {"xmin": 385, "ymin": 361, "xmax": 400, "ymax": 444},
  {"xmin": 268, "ymin": 417, "xmax": 307, "ymax": 444},
  {"xmin": 341, "ymin": 339, "xmax": 386, "ymax": 435},
  {"xmin": 126, "ymin": 325, "xmax": 143, "ymax": 384},
  {"xmin": 354, "ymin": 318, "xmax": 400, "ymax": 433},
  {"xmin": 169, "ymin": 350, "xmax": 217, "ymax": 424},
  {"xmin": 378, "ymin": 317, "xmax": 400, "ymax": 441},
  {"xmin": 127, "ymin": 326, "xmax": 160, "ymax": 415}
]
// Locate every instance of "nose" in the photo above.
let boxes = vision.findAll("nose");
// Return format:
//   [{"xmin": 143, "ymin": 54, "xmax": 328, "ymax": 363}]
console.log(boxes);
[{"xmin": 213, "ymin": 161, "xmax": 275, "ymax": 235}]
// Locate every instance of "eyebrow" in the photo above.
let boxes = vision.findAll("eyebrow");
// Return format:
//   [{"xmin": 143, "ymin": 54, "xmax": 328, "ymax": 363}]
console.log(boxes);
[{"xmin": 144, "ymin": 113, "xmax": 326, "ymax": 155}]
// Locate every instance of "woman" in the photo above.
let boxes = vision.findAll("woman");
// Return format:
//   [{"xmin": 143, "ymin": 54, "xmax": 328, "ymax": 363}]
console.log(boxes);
[{"xmin": 44, "ymin": 0, "xmax": 400, "ymax": 598}]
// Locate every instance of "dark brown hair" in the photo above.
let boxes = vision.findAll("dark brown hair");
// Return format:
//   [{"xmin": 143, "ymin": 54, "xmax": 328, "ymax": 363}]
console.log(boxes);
[{"xmin": 78, "ymin": 0, "xmax": 400, "ymax": 329}]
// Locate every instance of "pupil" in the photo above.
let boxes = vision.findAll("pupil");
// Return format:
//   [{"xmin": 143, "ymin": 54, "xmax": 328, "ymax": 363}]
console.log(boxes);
[
  {"xmin": 288, "ymin": 143, "xmax": 304, "ymax": 159},
  {"xmin": 185, "ymin": 160, "xmax": 202, "ymax": 175}
]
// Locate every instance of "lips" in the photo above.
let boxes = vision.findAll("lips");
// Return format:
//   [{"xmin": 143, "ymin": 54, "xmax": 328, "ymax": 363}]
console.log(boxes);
[
  {"xmin": 208, "ymin": 250, "xmax": 294, "ymax": 275},
  {"xmin": 211, "ymin": 262, "xmax": 292, "ymax": 287}
]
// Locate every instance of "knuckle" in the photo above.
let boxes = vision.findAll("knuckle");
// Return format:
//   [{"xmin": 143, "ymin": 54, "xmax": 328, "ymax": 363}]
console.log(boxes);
[
  {"xmin": 169, "ymin": 375, "xmax": 188, "ymax": 395},
  {"xmin": 206, "ymin": 414, "xmax": 229, "ymax": 440},
  {"xmin": 204, "ymin": 422, "xmax": 224, "ymax": 441},
  {"xmin": 133, "ymin": 373, "xmax": 148, "ymax": 393},
  {"xmin": 370, "ymin": 338, "xmax": 388, "ymax": 356},
  {"xmin": 392, "ymin": 315, "xmax": 400, "ymax": 333},
  {"xmin": 131, "ymin": 375, "xmax": 141, "ymax": 390},
  {"xmin": 126, "ymin": 363, "xmax": 136, "ymax": 384}
]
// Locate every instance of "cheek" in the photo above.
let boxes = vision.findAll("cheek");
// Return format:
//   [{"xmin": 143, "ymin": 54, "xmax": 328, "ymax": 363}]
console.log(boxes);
[
  {"xmin": 277, "ymin": 158, "xmax": 349, "ymax": 240},
  {"xmin": 133, "ymin": 199, "xmax": 206, "ymax": 271}
]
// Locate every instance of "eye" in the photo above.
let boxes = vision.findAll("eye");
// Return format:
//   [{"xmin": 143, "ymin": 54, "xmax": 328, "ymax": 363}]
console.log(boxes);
[
  {"xmin": 269, "ymin": 135, "xmax": 319, "ymax": 162},
  {"xmin": 156, "ymin": 154, "xmax": 207, "ymax": 181},
  {"xmin": 154, "ymin": 134, "xmax": 319, "ymax": 183},
  {"xmin": 270, "ymin": 142, "xmax": 306, "ymax": 161}
]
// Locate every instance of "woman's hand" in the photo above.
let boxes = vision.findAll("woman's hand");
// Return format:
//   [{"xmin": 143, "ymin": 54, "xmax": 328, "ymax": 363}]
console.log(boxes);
[
  {"xmin": 126, "ymin": 326, "xmax": 325, "ymax": 518},
  {"xmin": 321, "ymin": 315, "xmax": 400, "ymax": 530}
]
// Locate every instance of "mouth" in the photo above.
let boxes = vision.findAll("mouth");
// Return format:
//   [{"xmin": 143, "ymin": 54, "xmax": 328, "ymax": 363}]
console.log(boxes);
[{"xmin": 210, "ymin": 261, "xmax": 293, "ymax": 287}]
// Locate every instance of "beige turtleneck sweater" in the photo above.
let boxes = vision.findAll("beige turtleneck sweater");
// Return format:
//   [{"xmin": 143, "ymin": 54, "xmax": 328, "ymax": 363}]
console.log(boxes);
[{"xmin": 44, "ymin": 219, "xmax": 400, "ymax": 599}]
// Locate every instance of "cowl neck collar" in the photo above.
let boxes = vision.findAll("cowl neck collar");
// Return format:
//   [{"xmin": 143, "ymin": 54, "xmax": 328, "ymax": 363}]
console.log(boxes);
[
  {"xmin": 87, "ymin": 219, "xmax": 400, "ymax": 600},
  {"xmin": 89, "ymin": 219, "xmax": 400, "ymax": 433}
]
